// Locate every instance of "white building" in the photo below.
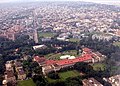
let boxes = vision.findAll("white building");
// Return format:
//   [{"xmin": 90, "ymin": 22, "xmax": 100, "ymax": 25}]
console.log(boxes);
[
  {"xmin": 60, "ymin": 55, "xmax": 76, "ymax": 60},
  {"xmin": 33, "ymin": 45, "xmax": 47, "ymax": 50}
]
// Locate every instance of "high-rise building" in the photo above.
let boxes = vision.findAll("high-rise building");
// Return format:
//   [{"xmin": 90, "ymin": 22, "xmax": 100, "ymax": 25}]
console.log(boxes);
[
  {"xmin": 33, "ymin": 10, "xmax": 39, "ymax": 43},
  {"xmin": 33, "ymin": 29, "xmax": 39, "ymax": 43}
]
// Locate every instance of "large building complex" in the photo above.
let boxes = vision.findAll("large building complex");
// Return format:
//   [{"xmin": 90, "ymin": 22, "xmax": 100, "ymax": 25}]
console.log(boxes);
[{"xmin": 33, "ymin": 48, "xmax": 105, "ymax": 75}]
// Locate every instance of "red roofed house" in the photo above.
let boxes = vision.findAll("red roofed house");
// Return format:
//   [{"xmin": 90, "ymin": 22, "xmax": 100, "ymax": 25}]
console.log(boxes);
[
  {"xmin": 4, "ymin": 70, "xmax": 16, "ymax": 82},
  {"xmin": 42, "ymin": 54, "xmax": 94, "ymax": 75},
  {"xmin": 4, "ymin": 61, "xmax": 16, "ymax": 83},
  {"xmin": 82, "ymin": 48, "xmax": 92, "ymax": 54},
  {"xmin": 45, "ymin": 60, "xmax": 57, "ymax": 65},
  {"xmin": 36, "ymin": 48, "xmax": 104, "ymax": 75},
  {"xmin": 56, "ymin": 54, "xmax": 93, "ymax": 67},
  {"xmin": 33, "ymin": 56, "xmax": 46, "ymax": 65}
]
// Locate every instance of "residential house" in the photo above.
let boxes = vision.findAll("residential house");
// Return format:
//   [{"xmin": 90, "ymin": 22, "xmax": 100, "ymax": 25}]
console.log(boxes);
[
  {"xmin": 4, "ymin": 70, "xmax": 16, "ymax": 82},
  {"xmin": 15, "ymin": 61, "xmax": 26, "ymax": 80},
  {"xmin": 82, "ymin": 78, "xmax": 103, "ymax": 86}
]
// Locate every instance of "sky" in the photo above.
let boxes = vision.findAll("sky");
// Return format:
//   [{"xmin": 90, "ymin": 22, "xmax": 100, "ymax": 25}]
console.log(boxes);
[{"xmin": 0, "ymin": 0, "xmax": 120, "ymax": 4}]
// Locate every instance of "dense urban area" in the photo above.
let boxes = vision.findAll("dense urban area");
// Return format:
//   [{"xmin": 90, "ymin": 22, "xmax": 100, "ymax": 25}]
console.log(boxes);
[{"xmin": 0, "ymin": 1, "xmax": 120, "ymax": 86}]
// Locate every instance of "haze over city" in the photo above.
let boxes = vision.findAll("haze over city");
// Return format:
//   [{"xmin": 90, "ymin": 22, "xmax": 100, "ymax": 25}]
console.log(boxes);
[
  {"xmin": 0, "ymin": 0, "xmax": 120, "ymax": 4},
  {"xmin": 0, "ymin": 0, "xmax": 120, "ymax": 86}
]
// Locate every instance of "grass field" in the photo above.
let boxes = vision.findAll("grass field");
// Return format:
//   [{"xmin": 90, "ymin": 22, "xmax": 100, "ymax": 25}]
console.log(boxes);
[
  {"xmin": 39, "ymin": 32, "xmax": 55, "ymax": 38},
  {"xmin": 47, "ymin": 70, "xmax": 80, "ymax": 83},
  {"xmin": 69, "ymin": 38, "xmax": 80, "ymax": 42},
  {"xmin": 59, "ymin": 70, "xmax": 80, "ymax": 80},
  {"xmin": 113, "ymin": 42, "xmax": 120, "ymax": 47},
  {"xmin": 18, "ymin": 79, "xmax": 36, "ymax": 86},
  {"xmin": 92, "ymin": 63, "xmax": 106, "ymax": 71},
  {"xmin": 47, "ymin": 77, "xmax": 60, "ymax": 83},
  {"xmin": 45, "ymin": 50, "xmax": 79, "ymax": 60}
]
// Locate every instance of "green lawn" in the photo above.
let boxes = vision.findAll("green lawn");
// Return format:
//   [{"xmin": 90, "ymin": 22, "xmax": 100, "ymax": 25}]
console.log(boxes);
[
  {"xmin": 39, "ymin": 32, "xmax": 55, "ymax": 38},
  {"xmin": 18, "ymin": 79, "xmax": 36, "ymax": 86},
  {"xmin": 45, "ymin": 53, "xmax": 61, "ymax": 60},
  {"xmin": 47, "ymin": 77, "xmax": 60, "ymax": 83},
  {"xmin": 59, "ymin": 70, "xmax": 80, "ymax": 80},
  {"xmin": 47, "ymin": 70, "xmax": 80, "ymax": 83},
  {"xmin": 45, "ymin": 50, "xmax": 79, "ymax": 60},
  {"xmin": 92, "ymin": 63, "xmax": 106, "ymax": 71},
  {"xmin": 62, "ymin": 50, "xmax": 78, "ymax": 57},
  {"xmin": 113, "ymin": 42, "xmax": 120, "ymax": 47},
  {"xmin": 69, "ymin": 38, "xmax": 80, "ymax": 42}
]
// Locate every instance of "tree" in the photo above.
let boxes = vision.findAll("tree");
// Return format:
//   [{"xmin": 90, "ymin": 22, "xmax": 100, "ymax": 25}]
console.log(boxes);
[
  {"xmin": 33, "ymin": 66, "xmax": 42, "ymax": 74},
  {"xmin": 32, "ymin": 75, "xmax": 47, "ymax": 86},
  {"xmin": 36, "ymin": 80, "xmax": 46, "ymax": 86},
  {"xmin": 65, "ymin": 77, "xmax": 83, "ymax": 86},
  {"xmin": 47, "ymin": 72, "xmax": 60, "ymax": 79},
  {"xmin": 74, "ymin": 62, "xmax": 89, "ymax": 72},
  {"xmin": 0, "ymin": 54, "xmax": 4, "ymax": 74},
  {"xmin": 47, "ymin": 81, "xmax": 65, "ymax": 86}
]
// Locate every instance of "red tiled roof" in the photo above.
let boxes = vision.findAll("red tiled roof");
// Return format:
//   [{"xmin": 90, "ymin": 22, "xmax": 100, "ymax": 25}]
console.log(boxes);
[
  {"xmin": 56, "ymin": 59, "xmax": 73, "ymax": 66},
  {"xmin": 34, "ymin": 56, "xmax": 46, "ymax": 63},
  {"xmin": 82, "ymin": 48, "xmax": 91, "ymax": 52},
  {"xmin": 34, "ymin": 54, "xmax": 93, "ymax": 66},
  {"xmin": 46, "ymin": 60, "xmax": 57, "ymax": 65},
  {"xmin": 56, "ymin": 54, "xmax": 92, "ymax": 66}
]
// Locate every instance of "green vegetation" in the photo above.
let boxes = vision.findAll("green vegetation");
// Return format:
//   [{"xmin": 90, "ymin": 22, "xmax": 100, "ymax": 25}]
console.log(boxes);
[
  {"xmin": 47, "ymin": 70, "xmax": 80, "ymax": 83},
  {"xmin": 59, "ymin": 70, "xmax": 80, "ymax": 80},
  {"xmin": 39, "ymin": 32, "xmax": 55, "ymax": 38},
  {"xmin": 92, "ymin": 63, "xmax": 106, "ymax": 71},
  {"xmin": 45, "ymin": 53, "xmax": 61, "ymax": 60},
  {"xmin": 18, "ymin": 79, "xmax": 36, "ymax": 86},
  {"xmin": 45, "ymin": 50, "xmax": 79, "ymax": 60},
  {"xmin": 113, "ymin": 42, "xmax": 120, "ymax": 47},
  {"xmin": 63, "ymin": 50, "xmax": 79, "ymax": 56},
  {"xmin": 47, "ymin": 77, "xmax": 59, "ymax": 83},
  {"xmin": 69, "ymin": 38, "xmax": 80, "ymax": 42}
]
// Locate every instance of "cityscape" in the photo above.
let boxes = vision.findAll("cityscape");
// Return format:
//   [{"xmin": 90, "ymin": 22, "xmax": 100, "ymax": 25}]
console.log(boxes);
[{"xmin": 0, "ymin": 0, "xmax": 120, "ymax": 86}]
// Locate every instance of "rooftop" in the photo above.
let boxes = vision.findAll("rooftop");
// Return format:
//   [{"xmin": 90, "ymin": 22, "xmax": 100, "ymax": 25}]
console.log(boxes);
[
  {"xmin": 45, "ymin": 54, "xmax": 92, "ymax": 66},
  {"xmin": 56, "ymin": 54, "xmax": 92, "ymax": 66},
  {"xmin": 34, "ymin": 48, "xmax": 95, "ymax": 66},
  {"xmin": 34, "ymin": 56, "xmax": 46, "ymax": 63},
  {"xmin": 82, "ymin": 78, "xmax": 103, "ymax": 86},
  {"xmin": 15, "ymin": 61, "xmax": 22, "ymax": 67},
  {"xmin": 5, "ymin": 70, "xmax": 14, "ymax": 78},
  {"xmin": 82, "ymin": 48, "xmax": 92, "ymax": 53},
  {"xmin": 18, "ymin": 68, "xmax": 25, "ymax": 75}
]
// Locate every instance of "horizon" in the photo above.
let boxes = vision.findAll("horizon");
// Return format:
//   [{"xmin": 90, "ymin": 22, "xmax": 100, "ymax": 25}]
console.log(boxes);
[{"xmin": 0, "ymin": 0, "xmax": 119, "ymax": 5}]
